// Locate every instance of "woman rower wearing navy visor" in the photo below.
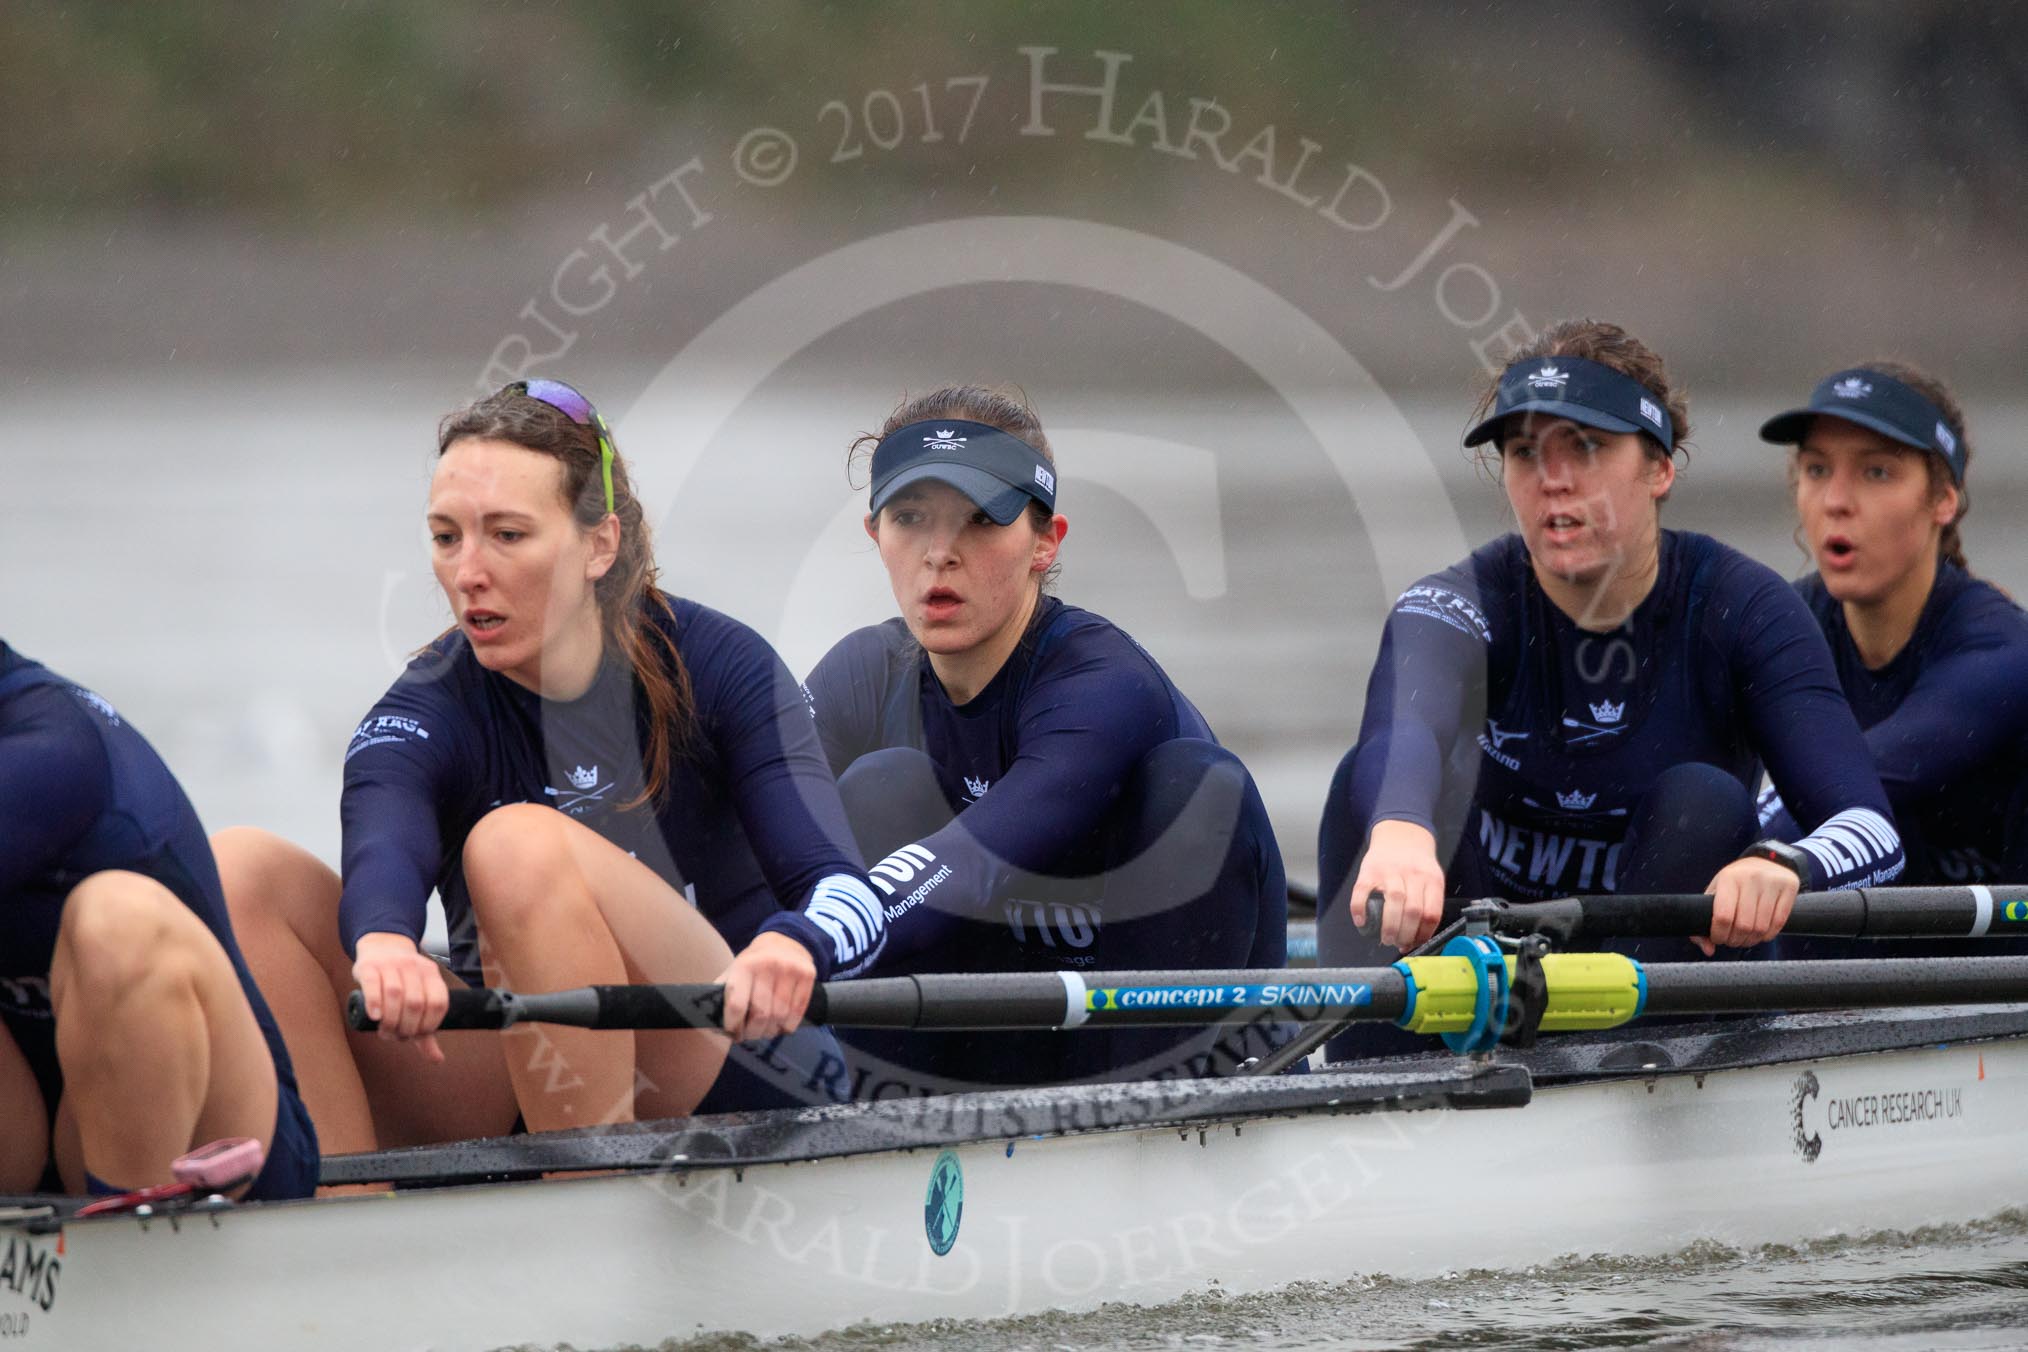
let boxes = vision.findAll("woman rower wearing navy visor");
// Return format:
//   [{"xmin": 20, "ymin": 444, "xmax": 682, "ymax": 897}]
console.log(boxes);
[
  {"xmin": 218, "ymin": 380, "xmax": 885, "ymax": 1154},
  {"xmin": 0, "ymin": 645, "xmax": 316, "ymax": 1198},
  {"xmin": 1317, "ymin": 321, "xmax": 1903, "ymax": 1055},
  {"xmin": 802, "ymin": 385, "xmax": 1288, "ymax": 1093},
  {"xmin": 1756, "ymin": 362, "xmax": 2028, "ymax": 890}
]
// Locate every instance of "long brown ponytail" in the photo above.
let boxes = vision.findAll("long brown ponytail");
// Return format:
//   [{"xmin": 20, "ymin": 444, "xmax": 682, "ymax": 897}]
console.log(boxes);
[{"xmin": 437, "ymin": 386, "xmax": 693, "ymax": 808}]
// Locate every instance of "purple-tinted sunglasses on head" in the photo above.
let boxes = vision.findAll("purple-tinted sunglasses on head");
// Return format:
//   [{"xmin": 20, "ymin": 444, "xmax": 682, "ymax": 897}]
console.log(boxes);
[{"xmin": 507, "ymin": 378, "xmax": 617, "ymax": 515}]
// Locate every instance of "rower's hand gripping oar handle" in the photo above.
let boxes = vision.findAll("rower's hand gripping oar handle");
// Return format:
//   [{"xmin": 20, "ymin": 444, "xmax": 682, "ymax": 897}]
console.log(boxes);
[{"xmin": 345, "ymin": 984, "xmax": 838, "ymax": 1033}]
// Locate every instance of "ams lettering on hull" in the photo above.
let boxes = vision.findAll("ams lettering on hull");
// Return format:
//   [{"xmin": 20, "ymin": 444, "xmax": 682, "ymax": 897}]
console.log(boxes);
[{"xmin": 0, "ymin": 1236, "xmax": 58, "ymax": 1315}]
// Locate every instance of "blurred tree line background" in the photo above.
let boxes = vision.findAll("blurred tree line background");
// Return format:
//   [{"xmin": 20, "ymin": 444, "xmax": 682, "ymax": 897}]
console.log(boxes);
[{"xmin": 3, "ymin": 1, "xmax": 2024, "ymax": 384}]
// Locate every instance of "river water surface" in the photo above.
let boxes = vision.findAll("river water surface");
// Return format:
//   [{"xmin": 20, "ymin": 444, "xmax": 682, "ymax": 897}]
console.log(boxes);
[{"xmin": 629, "ymin": 1216, "xmax": 2028, "ymax": 1351}]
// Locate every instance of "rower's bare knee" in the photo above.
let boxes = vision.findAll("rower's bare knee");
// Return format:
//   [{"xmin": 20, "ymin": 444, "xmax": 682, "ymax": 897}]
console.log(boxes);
[
  {"xmin": 52, "ymin": 872, "xmax": 200, "ymax": 1013},
  {"xmin": 212, "ymin": 826, "xmax": 347, "ymax": 971},
  {"xmin": 464, "ymin": 804, "xmax": 586, "ymax": 933}
]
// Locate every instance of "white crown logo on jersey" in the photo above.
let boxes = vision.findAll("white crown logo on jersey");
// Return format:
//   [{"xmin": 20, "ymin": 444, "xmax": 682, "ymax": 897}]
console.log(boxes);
[
  {"xmin": 924, "ymin": 429, "xmax": 968, "ymax": 452},
  {"xmin": 1526, "ymin": 362, "xmax": 1568, "ymax": 391},
  {"xmin": 1589, "ymin": 699, "xmax": 1625, "ymax": 724},
  {"xmin": 1832, "ymin": 376, "xmax": 1872, "ymax": 400},
  {"xmin": 965, "ymin": 775, "xmax": 991, "ymax": 798},
  {"xmin": 1557, "ymin": 788, "xmax": 1597, "ymax": 810},
  {"xmin": 569, "ymin": 764, "xmax": 599, "ymax": 791}
]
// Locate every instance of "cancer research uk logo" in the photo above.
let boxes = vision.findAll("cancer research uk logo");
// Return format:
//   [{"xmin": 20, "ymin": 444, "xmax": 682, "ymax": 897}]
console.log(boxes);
[
  {"xmin": 1790, "ymin": 1066, "xmax": 1967, "ymax": 1165},
  {"xmin": 1791, "ymin": 1070, "xmax": 1823, "ymax": 1162}
]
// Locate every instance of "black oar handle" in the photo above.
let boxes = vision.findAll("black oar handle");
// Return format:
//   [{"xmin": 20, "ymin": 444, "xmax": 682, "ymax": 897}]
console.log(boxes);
[
  {"xmin": 1348, "ymin": 884, "xmax": 2028, "ymax": 941},
  {"xmin": 346, "ymin": 984, "xmax": 810, "ymax": 1033}
]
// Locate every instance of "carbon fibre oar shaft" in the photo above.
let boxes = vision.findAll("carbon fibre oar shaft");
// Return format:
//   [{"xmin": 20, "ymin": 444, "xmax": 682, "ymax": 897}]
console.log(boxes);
[
  {"xmin": 346, "ymin": 968, "xmax": 1411, "ymax": 1033},
  {"xmin": 1641, "ymin": 955, "xmax": 2028, "ymax": 1014}
]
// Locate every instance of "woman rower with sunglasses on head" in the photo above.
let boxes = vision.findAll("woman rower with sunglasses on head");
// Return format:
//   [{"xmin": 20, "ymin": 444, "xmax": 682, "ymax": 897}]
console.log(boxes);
[
  {"xmin": 222, "ymin": 380, "xmax": 885, "ymax": 1152},
  {"xmin": 1317, "ymin": 321, "xmax": 1904, "ymax": 1054},
  {"xmin": 1756, "ymin": 364, "xmax": 2028, "ymax": 887},
  {"xmin": 0, "ymin": 646, "xmax": 316, "ymax": 1198},
  {"xmin": 802, "ymin": 386, "xmax": 1287, "ymax": 1093}
]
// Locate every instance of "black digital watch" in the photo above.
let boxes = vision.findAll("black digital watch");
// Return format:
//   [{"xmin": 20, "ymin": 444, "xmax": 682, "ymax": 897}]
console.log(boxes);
[{"xmin": 1740, "ymin": 838, "xmax": 1811, "ymax": 887}]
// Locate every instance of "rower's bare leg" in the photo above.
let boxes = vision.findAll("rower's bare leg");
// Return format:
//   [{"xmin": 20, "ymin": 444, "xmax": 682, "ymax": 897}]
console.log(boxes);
[
  {"xmin": 212, "ymin": 826, "xmax": 515, "ymax": 1153},
  {"xmin": 351, "ymin": 967, "xmax": 517, "ymax": 1149},
  {"xmin": 464, "ymin": 804, "xmax": 733, "ymax": 1129},
  {"xmin": 49, "ymin": 871, "xmax": 278, "ymax": 1192},
  {"xmin": 213, "ymin": 828, "xmax": 375, "ymax": 1155},
  {"xmin": 0, "ymin": 1022, "xmax": 49, "ymax": 1192}
]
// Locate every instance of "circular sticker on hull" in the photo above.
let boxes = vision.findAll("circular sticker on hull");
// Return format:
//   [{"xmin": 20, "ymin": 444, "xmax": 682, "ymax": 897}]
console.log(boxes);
[{"xmin": 924, "ymin": 1149, "xmax": 964, "ymax": 1256}]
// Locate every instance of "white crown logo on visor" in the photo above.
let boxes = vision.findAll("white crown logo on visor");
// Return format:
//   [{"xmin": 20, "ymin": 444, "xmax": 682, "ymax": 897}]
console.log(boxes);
[
  {"xmin": 1832, "ymin": 377, "xmax": 1873, "ymax": 400},
  {"xmin": 1526, "ymin": 362, "xmax": 1568, "ymax": 391},
  {"xmin": 923, "ymin": 429, "xmax": 968, "ymax": 452}
]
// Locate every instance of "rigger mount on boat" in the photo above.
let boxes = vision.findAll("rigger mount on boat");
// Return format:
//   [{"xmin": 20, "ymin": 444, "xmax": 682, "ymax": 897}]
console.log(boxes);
[{"xmin": 1387, "ymin": 901, "xmax": 1646, "ymax": 1055}]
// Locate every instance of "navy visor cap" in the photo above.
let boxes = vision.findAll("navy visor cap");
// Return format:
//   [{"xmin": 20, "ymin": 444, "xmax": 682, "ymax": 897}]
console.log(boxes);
[
  {"xmin": 1758, "ymin": 369, "xmax": 1964, "ymax": 484},
  {"xmin": 869, "ymin": 419, "xmax": 1057, "ymax": 526},
  {"xmin": 1464, "ymin": 355, "xmax": 1675, "ymax": 450}
]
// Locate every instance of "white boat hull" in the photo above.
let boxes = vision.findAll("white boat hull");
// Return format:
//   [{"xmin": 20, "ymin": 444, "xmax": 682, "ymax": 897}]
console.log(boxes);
[{"xmin": 8, "ymin": 1022, "xmax": 2023, "ymax": 1350}]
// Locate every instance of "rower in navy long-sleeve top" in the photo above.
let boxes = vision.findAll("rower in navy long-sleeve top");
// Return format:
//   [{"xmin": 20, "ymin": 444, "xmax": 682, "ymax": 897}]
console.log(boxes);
[
  {"xmin": 808, "ymin": 596, "xmax": 1281, "ymax": 967},
  {"xmin": 1338, "ymin": 530, "xmax": 1901, "ymax": 902},
  {"xmin": 1321, "ymin": 326, "xmax": 1903, "ymax": 1061},
  {"xmin": 808, "ymin": 387, "xmax": 1288, "ymax": 1094},
  {"xmin": 0, "ymin": 644, "xmax": 317, "ymax": 1197},
  {"xmin": 342, "ymin": 594, "xmax": 884, "ymax": 989},
  {"xmin": 1760, "ymin": 567, "xmax": 2028, "ymax": 881},
  {"xmin": 1756, "ymin": 363, "xmax": 2028, "ymax": 887}
]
